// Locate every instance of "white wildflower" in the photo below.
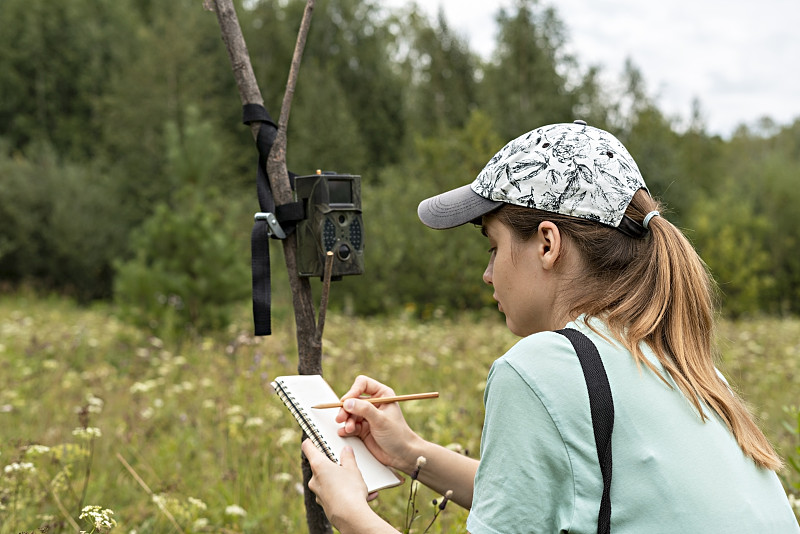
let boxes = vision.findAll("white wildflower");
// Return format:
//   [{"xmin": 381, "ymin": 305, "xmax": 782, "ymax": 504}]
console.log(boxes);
[
  {"xmin": 130, "ymin": 379, "xmax": 158, "ymax": 394},
  {"xmin": 79, "ymin": 505, "xmax": 117, "ymax": 530},
  {"xmin": 789, "ymin": 493, "xmax": 800, "ymax": 514},
  {"xmin": 188, "ymin": 497, "xmax": 207, "ymax": 511},
  {"xmin": 25, "ymin": 445, "xmax": 51, "ymax": 456},
  {"xmin": 445, "ymin": 442, "xmax": 463, "ymax": 453},
  {"xmin": 277, "ymin": 428, "xmax": 298, "ymax": 447},
  {"xmin": 152, "ymin": 493, "xmax": 167, "ymax": 511},
  {"xmin": 4, "ymin": 462, "xmax": 36, "ymax": 474},
  {"xmin": 273, "ymin": 472, "xmax": 292, "ymax": 483},
  {"xmin": 226, "ymin": 405, "xmax": 244, "ymax": 416},
  {"xmin": 86, "ymin": 394, "xmax": 104, "ymax": 413},
  {"xmin": 72, "ymin": 427, "xmax": 102, "ymax": 441},
  {"xmin": 244, "ymin": 416, "xmax": 264, "ymax": 428},
  {"xmin": 225, "ymin": 504, "xmax": 247, "ymax": 517}
]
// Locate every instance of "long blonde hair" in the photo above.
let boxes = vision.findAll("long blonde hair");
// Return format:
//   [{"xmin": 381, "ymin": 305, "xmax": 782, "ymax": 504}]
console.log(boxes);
[{"xmin": 491, "ymin": 189, "xmax": 782, "ymax": 470}]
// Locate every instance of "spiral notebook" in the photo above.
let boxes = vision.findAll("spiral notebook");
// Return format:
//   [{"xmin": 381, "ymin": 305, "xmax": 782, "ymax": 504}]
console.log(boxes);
[{"xmin": 271, "ymin": 374, "xmax": 403, "ymax": 493}]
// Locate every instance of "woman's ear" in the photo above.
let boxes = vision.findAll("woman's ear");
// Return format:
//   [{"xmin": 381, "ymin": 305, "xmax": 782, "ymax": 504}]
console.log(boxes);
[{"xmin": 537, "ymin": 221, "xmax": 562, "ymax": 270}]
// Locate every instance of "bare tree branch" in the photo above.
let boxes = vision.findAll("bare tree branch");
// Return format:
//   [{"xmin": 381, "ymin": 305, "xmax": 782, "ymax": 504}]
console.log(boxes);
[{"xmin": 205, "ymin": 1, "xmax": 331, "ymax": 532}]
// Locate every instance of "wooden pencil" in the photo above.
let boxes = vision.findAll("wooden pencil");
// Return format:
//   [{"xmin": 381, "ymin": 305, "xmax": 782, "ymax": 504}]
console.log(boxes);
[{"xmin": 311, "ymin": 392, "xmax": 439, "ymax": 409}]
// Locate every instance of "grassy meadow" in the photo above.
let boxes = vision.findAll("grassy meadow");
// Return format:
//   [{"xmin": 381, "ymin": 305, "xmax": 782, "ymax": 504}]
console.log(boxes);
[{"xmin": 1, "ymin": 293, "xmax": 799, "ymax": 532}]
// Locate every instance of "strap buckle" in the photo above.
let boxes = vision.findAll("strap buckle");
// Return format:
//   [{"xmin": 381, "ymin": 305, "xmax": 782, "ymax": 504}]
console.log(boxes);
[{"xmin": 254, "ymin": 212, "xmax": 286, "ymax": 239}]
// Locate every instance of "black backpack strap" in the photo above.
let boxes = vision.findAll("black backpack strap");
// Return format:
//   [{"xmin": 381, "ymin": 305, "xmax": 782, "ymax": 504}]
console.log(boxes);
[{"xmin": 555, "ymin": 328, "xmax": 614, "ymax": 534}]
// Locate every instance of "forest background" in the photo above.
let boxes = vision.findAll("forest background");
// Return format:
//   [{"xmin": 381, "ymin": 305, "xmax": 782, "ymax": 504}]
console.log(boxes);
[
  {"xmin": 1, "ymin": 0, "xmax": 799, "ymax": 531},
  {"xmin": 2, "ymin": 0, "xmax": 800, "ymax": 323}
]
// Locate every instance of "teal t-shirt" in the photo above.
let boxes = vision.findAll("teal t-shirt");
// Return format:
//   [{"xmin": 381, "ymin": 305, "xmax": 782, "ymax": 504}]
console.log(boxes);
[{"xmin": 467, "ymin": 317, "xmax": 798, "ymax": 533}]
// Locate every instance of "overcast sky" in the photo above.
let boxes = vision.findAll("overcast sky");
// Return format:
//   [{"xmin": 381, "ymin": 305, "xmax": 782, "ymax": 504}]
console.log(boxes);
[{"xmin": 387, "ymin": 0, "xmax": 800, "ymax": 137}]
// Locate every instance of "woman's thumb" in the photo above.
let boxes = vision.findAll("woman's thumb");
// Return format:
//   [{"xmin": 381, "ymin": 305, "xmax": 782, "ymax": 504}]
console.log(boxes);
[{"xmin": 343, "ymin": 397, "xmax": 378, "ymax": 418}]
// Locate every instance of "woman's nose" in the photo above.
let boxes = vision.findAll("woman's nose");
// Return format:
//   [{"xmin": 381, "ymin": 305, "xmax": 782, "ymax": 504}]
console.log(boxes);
[{"xmin": 483, "ymin": 259, "xmax": 493, "ymax": 285}]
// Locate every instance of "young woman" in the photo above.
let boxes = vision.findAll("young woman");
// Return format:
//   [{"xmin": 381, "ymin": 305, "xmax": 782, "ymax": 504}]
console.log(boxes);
[{"xmin": 301, "ymin": 121, "xmax": 799, "ymax": 533}]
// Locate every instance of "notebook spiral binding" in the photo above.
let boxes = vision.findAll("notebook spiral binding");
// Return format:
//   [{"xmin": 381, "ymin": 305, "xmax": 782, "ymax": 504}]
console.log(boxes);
[{"xmin": 273, "ymin": 380, "xmax": 337, "ymax": 462}]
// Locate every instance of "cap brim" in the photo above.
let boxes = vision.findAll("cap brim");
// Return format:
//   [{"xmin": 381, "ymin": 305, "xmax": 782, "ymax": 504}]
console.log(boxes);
[{"xmin": 417, "ymin": 184, "xmax": 503, "ymax": 229}]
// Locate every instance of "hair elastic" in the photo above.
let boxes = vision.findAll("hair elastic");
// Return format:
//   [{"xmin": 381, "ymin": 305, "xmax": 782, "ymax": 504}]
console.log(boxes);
[{"xmin": 642, "ymin": 210, "xmax": 660, "ymax": 230}]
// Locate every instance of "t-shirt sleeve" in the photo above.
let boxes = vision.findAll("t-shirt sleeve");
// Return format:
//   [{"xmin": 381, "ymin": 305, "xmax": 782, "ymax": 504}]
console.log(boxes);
[{"xmin": 467, "ymin": 359, "xmax": 575, "ymax": 534}]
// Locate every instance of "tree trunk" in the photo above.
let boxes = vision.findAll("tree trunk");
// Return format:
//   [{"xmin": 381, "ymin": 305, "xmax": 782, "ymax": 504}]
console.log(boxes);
[{"xmin": 205, "ymin": 1, "xmax": 330, "ymax": 532}]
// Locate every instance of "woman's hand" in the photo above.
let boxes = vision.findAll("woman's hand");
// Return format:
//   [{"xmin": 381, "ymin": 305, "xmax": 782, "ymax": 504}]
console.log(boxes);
[
  {"xmin": 302, "ymin": 440, "xmax": 386, "ymax": 532},
  {"xmin": 336, "ymin": 375, "xmax": 422, "ymax": 474}
]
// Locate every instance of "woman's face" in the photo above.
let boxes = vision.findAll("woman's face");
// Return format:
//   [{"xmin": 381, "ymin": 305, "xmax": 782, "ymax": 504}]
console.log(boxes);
[{"xmin": 482, "ymin": 217, "xmax": 560, "ymax": 337}]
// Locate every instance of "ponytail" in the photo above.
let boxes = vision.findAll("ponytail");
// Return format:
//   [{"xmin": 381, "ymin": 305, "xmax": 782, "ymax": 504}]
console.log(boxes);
[{"xmin": 492, "ymin": 190, "xmax": 782, "ymax": 470}]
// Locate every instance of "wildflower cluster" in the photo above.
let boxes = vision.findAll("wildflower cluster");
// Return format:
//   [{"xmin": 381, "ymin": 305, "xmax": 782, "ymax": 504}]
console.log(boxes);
[
  {"xmin": 72, "ymin": 426, "xmax": 103, "ymax": 441},
  {"xmin": 3, "ymin": 461, "xmax": 36, "ymax": 475},
  {"xmin": 225, "ymin": 503, "xmax": 248, "ymax": 518},
  {"xmin": 79, "ymin": 504, "xmax": 117, "ymax": 532}
]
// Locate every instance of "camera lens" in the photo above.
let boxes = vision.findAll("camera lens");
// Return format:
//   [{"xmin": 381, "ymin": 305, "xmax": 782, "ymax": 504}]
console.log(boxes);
[{"xmin": 337, "ymin": 244, "xmax": 351, "ymax": 261}]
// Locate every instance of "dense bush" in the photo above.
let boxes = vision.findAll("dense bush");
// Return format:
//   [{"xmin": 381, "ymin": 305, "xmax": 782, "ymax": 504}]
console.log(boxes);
[
  {"xmin": 113, "ymin": 191, "xmax": 250, "ymax": 338},
  {"xmin": 0, "ymin": 142, "xmax": 129, "ymax": 300}
]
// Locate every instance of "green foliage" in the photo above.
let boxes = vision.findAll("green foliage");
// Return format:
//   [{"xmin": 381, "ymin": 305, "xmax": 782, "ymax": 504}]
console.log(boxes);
[
  {"xmin": 689, "ymin": 191, "xmax": 775, "ymax": 316},
  {"xmin": 723, "ymin": 122, "xmax": 800, "ymax": 314},
  {"xmin": 0, "ymin": 0, "xmax": 799, "ymax": 321},
  {"xmin": 399, "ymin": 6, "xmax": 479, "ymax": 134},
  {"xmin": 0, "ymin": 0, "xmax": 137, "ymax": 158},
  {"xmin": 113, "ymin": 107, "xmax": 250, "ymax": 338},
  {"xmin": 113, "ymin": 196, "xmax": 249, "ymax": 338},
  {"xmin": 334, "ymin": 111, "xmax": 503, "ymax": 315},
  {"xmin": 285, "ymin": 58, "xmax": 369, "ymax": 174},
  {"xmin": 301, "ymin": 0, "xmax": 408, "ymax": 167},
  {"xmin": 0, "ymin": 142, "xmax": 129, "ymax": 300},
  {"xmin": 480, "ymin": 0, "xmax": 577, "ymax": 140},
  {"xmin": 96, "ymin": 0, "xmax": 247, "ymax": 216}
]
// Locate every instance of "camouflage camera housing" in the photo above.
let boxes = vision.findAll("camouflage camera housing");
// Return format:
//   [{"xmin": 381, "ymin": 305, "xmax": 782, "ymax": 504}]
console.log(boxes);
[{"xmin": 295, "ymin": 172, "xmax": 364, "ymax": 278}]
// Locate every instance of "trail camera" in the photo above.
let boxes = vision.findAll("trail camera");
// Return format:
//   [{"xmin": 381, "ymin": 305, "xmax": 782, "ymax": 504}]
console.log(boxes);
[{"xmin": 295, "ymin": 172, "xmax": 364, "ymax": 279}]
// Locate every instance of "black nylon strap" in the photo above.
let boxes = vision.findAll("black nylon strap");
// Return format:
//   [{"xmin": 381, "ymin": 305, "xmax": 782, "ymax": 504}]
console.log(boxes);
[
  {"xmin": 244, "ymin": 104, "xmax": 277, "ymax": 336},
  {"xmin": 251, "ymin": 219, "xmax": 272, "ymax": 335},
  {"xmin": 556, "ymin": 328, "xmax": 614, "ymax": 534},
  {"xmin": 243, "ymin": 103, "xmax": 308, "ymax": 336}
]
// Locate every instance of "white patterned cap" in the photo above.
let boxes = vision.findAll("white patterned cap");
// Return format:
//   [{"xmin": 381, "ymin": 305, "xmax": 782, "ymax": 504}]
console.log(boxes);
[{"xmin": 418, "ymin": 121, "xmax": 649, "ymax": 229}]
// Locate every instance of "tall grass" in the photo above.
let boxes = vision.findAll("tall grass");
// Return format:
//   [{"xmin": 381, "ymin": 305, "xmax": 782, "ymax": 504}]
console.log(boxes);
[{"xmin": 0, "ymin": 293, "xmax": 798, "ymax": 532}]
